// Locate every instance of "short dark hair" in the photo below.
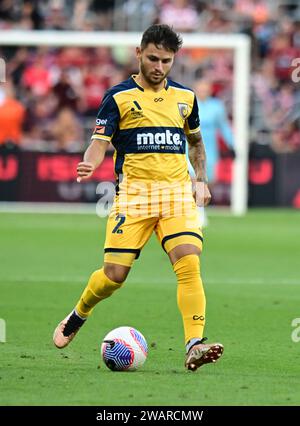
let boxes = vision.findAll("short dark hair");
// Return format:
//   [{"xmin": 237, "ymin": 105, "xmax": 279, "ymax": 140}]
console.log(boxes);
[{"xmin": 141, "ymin": 24, "xmax": 183, "ymax": 53}]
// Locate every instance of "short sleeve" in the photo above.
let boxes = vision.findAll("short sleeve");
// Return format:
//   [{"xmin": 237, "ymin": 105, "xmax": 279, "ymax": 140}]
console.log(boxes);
[
  {"xmin": 91, "ymin": 91, "xmax": 120, "ymax": 143},
  {"xmin": 185, "ymin": 94, "xmax": 200, "ymax": 135}
]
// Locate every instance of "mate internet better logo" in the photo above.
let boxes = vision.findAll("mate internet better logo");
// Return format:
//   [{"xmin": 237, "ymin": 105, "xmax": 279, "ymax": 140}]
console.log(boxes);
[{"xmin": 136, "ymin": 130, "xmax": 183, "ymax": 151}]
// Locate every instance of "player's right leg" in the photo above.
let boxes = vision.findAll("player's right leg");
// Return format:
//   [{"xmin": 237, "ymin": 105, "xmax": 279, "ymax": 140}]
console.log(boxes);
[
  {"xmin": 53, "ymin": 263, "xmax": 131, "ymax": 349},
  {"xmin": 53, "ymin": 211, "xmax": 156, "ymax": 349}
]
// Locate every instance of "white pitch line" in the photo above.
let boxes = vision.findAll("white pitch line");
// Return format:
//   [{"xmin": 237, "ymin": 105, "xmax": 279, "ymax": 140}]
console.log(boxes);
[
  {"xmin": 0, "ymin": 277, "xmax": 299, "ymax": 285},
  {"xmin": 0, "ymin": 202, "xmax": 96, "ymax": 215},
  {"xmin": 0, "ymin": 202, "xmax": 232, "ymax": 216}
]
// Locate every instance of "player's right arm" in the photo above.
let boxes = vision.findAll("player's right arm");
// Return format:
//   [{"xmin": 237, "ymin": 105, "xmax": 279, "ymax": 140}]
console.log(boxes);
[
  {"xmin": 77, "ymin": 139, "xmax": 108, "ymax": 182},
  {"xmin": 77, "ymin": 89, "xmax": 120, "ymax": 183}
]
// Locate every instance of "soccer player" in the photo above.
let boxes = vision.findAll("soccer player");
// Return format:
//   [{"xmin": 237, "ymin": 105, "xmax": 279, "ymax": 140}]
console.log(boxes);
[{"xmin": 53, "ymin": 24, "xmax": 224, "ymax": 371}]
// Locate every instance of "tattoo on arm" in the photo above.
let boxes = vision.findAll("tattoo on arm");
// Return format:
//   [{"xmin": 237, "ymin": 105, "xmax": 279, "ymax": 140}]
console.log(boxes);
[{"xmin": 186, "ymin": 131, "xmax": 208, "ymax": 183}]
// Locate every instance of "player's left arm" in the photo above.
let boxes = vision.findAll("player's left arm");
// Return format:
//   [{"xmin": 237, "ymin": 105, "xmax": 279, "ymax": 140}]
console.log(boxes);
[
  {"xmin": 185, "ymin": 93, "xmax": 211, "ymax": 206},
  {"xmin": 187, "ymin": 131, "xmax": 211, "ymax": 207}
]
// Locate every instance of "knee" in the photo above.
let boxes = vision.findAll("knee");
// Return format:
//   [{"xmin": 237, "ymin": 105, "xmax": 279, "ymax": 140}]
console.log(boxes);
[
  {"xmin": 182, "ymin": 246, "xmax": 201, "ymax": 258},
  {"xmin": 169, "ymin": 244, "xmax": 201, "ymax": 265},
  {"xmin": 104, "ymin": 263, "xmax": 130, "ymax": 283}
]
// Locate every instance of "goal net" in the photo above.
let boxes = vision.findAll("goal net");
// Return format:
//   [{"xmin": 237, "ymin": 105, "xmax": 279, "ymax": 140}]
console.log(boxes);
[{"xmin": 0, "ymin": 30, "xmax": 251, "ymax": 215}]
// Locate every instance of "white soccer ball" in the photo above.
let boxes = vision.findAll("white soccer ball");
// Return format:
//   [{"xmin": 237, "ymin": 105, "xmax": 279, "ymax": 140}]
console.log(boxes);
[{"xmin": 101, "ymin": 326, "xmax": 148, "ymax": 371}]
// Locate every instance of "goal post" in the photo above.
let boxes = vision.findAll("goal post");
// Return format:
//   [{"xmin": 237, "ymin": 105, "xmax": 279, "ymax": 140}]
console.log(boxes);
[{"xmin": 0, "ymin": 30, "xmax": 251, "ymax": 215}]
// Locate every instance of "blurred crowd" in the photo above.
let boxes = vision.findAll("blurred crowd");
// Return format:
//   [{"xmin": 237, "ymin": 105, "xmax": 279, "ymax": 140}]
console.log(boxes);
[{"xmin": 1, "ymin": 0, "xmax": 300, "ymax": 153}]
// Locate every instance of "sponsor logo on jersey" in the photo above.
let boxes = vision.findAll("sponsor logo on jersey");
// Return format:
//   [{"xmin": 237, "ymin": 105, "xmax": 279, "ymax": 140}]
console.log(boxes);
[
  {"xmin": 96, "ymin": 118, "xmax": 107, "ymax": 125},
  {"xmin": 136, "ymin": 130, "xmax": 183, "ymax": 151},
  {"xmin": 94, "ymin": 125, "xmax": 106, "ymax": 135}
]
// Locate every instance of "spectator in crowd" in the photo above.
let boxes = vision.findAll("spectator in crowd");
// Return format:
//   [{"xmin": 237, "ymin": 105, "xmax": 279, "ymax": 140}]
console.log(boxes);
[
  {"xmin": 22, "ymin": 95, "xmax": 57, "ymax": 151},
  {"xmin": 21, "ymin": 50, "xmax": 52, "ymax": 96},
  {"xmin": 234, "ymin": 0, "xmax": 270, "ymax": 27},
  {"xmin": 272, "ymin": 122, "xmax": 300, "ymax": 153},
  {"xmin": 53, "ymin": 69, "xmax": 80, "ymax": 113},
  {"xmin": 51, "ymin": 107, "xmax": 84, "ymax": 152},
  {"xmin": 0, "ymin": 80, "xmax": 25, "ymax": 146},
  {"xmin": 0, "ymin": 0, "xmax": 299, "ymax": 160},
  {"xmin": 269, "ymin": 32, "xmax": 299, "ymax": 82},
  {"xmin": 18, "ymin": 0, "xmax": 44, "ymax": 30},
  {"xmin": 203, "ymin": 4, "xmax": 236, "ymax": 33},
  {"xmin": 159, "ymin": 0, "xmax": 199, "ymax": 32},
  {"xmin": 89, "ymin": 0, "xmax": 117, "ymax": 31}
]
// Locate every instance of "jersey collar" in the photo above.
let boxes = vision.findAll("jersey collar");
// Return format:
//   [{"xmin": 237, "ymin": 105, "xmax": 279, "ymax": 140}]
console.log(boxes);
[{"xmin": 131, "ymin": 75, "xmax": 169, "ymax": 92}]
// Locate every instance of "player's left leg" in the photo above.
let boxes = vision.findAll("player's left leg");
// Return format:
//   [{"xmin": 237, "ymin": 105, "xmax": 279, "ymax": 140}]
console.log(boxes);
[
  {"xmin": 169, "ymin": 244, "xmax": 223, "ymax": 371},
  {"xmin": 168, "ymin": 243, "xmax": 206, "ymax": 344},
  {"xmin": 156, "ymin": 215, "xmax": 223, "ymax": 371}
]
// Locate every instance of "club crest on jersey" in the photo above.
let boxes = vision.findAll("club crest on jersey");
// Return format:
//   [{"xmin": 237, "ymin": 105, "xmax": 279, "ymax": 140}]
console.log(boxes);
[{"xmin": 177, "ymin": 103, "xmax": 188, "ymax": 119}]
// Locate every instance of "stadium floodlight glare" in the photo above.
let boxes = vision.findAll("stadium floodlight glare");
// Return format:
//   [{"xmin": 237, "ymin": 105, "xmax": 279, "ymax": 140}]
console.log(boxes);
[{"xmin": 0, "ymin": 30, "xmax": 251, "ymax": 215}]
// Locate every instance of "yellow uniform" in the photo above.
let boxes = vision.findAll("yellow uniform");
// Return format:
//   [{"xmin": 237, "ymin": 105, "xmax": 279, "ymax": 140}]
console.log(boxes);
[
  {"xmin": 92, "ymin": 75, "xmax": 203, "ymax": 266},
  {"xmin": 54, "ymin": 24, "xmax": 224, "ymax": 362}
]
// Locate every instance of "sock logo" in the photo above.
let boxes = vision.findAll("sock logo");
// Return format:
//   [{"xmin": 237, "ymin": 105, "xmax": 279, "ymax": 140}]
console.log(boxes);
[{"xmin": 193, "ymin": 315, "xmax": 205, "ymax": 321}]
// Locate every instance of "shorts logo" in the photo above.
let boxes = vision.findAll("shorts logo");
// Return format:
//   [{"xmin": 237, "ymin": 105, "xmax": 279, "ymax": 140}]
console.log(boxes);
[
  {"xmin": 177, "ymin": 103, "xmax": 189, "ymax": 119},
  {"xmin": 94, "ymin": 126, "xmax": 106, "ymax": 135}
]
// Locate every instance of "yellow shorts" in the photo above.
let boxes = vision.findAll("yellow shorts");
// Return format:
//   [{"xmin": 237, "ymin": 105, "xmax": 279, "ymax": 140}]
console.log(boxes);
[{"xmin": 104, "ymin": 206, "xmax": 203, "ymax": 267}]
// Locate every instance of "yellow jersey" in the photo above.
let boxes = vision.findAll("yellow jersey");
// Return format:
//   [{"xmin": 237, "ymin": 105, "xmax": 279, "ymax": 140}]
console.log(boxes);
[{"xmin": 91, "ymin": 75, "xmax": 200, "ymax": 191}]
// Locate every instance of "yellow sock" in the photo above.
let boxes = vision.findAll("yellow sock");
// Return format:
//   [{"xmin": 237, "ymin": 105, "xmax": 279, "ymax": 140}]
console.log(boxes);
[
  {"xmin": 173, "ymin": 254, "xmax": 206, "ymax": 344},
  {"xmin": 75, "ymin": 268, "xmax": 123, "ymax": 318}
]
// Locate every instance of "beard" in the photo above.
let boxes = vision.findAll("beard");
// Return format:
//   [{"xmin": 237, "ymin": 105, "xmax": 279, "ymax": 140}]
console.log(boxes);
[{"xmin": 140, "ymin": 60, "xmax": 168, "ymax": 86}]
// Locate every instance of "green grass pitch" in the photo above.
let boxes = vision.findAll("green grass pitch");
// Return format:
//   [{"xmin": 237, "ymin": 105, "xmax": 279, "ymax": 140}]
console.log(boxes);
[{"xmin": 0, "ymin": 209, "xmax": 299, "ymax": 406}]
